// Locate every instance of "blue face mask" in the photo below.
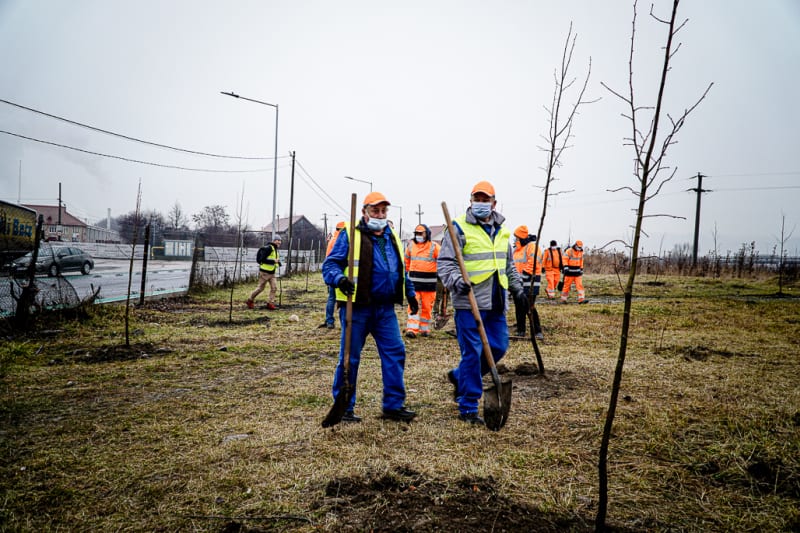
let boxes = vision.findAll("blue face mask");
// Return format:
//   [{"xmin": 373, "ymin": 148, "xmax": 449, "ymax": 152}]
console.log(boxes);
[
  {"xmin": 366, "ymin": 217, "xmax": 388, "ymax": 232},
  {"xmin": 471, "ymin": 202, "xmax": 493, "ymax": 219}
]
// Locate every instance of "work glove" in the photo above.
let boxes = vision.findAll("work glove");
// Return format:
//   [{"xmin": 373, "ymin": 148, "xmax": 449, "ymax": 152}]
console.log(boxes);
[
  {"xmin": 453, "ymin": 278, "xmax": 472, "ymax": 296},
  {"xmin": 408, "ymin": 295, "xmax": 419, "ymax": 315},
  {"xmin": 512, "ymin": 287, "xmax": 529, "ymax": 311},
  {"xmin": 337, "ymin": 277, "xmax": 355, "ymax": 296}
]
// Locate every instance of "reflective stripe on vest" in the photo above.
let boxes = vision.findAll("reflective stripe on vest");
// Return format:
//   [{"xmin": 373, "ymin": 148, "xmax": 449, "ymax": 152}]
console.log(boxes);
[
  {"xmin": 334, "ymin": 223, "xmax": 405, "ymax": 301},
  {"xmin": 513, "ymin": 243, "xmax": 542, "ymax": 275},
  {"xmin": 456, "ymin": 214, "xmax": 509, "ymax": 288},
  {"xmin": 407, "ymin": 241, "xmax": 438, "ymax": 290}
]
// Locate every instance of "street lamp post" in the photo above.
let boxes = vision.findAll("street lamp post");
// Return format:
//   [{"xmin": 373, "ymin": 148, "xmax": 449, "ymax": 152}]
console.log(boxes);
[
  {"xmin": 343, "ymin": 175, "xmax": 373, "ymax": 192},
  {"xmin": 221, "ymin": 91, "xmax": 279, "ymax": 241},
  {"xmin": 392, "ymin": 204, "xmax": 403, "ymax": 241}
]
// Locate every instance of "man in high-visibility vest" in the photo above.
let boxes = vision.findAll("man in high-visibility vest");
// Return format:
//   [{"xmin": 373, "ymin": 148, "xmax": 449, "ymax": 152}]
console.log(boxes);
[
  {"xmin": 542, "ymin": 239, "xmax": 563, "ymax": 299},
  {"xmin": 320, "ymin": 221, "xmax": 346, "ymax": 329},
  {"xmin": 405, "ymin": 224, "xmax": 440, "ymax": 338},
  {"xmin": 561, "ymin": 240, "xmax": 586, "ymax": 303},
  {"xmin": 512, "ymin": 225, "xmax": 544, "ymax": 340},
  {"xmin": 246, "ymin": 236, "xmax": 282, "ymax": 310},
  {"xmin": 437, "ymin": 180, "xmax": 527, "ymax": 426},
  {"xmin": 322, "ymin": 192, "xmax": 419, "ymax": 423}
]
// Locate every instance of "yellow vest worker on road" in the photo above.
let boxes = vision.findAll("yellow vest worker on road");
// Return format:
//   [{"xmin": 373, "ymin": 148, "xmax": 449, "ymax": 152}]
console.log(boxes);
[
  {"xmin": 405, "ymin": 224, "xmax": 440, "ymax": 338},
  {"xmin": 561, "ymin": 240, "xmax": 587, "ymax": 304}
]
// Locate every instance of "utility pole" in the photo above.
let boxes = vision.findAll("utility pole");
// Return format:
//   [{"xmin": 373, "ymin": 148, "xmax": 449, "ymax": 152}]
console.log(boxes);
[
  {"xmin": 58, "ymin": 182, "xmax": 63, "ymax": 241},
  {"xmin": 689, "ymin": 172, "xmax": 709, "ymax": 266},
  {"xmin": 321, "ymin": 213, "xmax": 329, "ymax": 238},
  {"xmin": 287, "ymin": 151, "xmax": 296, "ymax": 276},
  {"xmin": 416, "ymin": 204, "xmax": 424, "ymax": 225}
]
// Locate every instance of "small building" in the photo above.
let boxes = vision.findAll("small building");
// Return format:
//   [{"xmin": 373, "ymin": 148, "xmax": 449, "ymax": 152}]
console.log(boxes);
[
  {"xmin": 261, "ymin": 215, "xmax": 325, "ymax": 249},
  {"xmin": 22, "ymin": 204, "xmax": 120, "ymax": 243}
]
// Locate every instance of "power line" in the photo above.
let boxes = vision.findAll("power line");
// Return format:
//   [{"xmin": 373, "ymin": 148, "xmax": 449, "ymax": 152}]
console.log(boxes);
[
  {"xmin": 0, "ymin": 97, "xmax": 274, "ymax": 160},
  {"xmin": 294, "ymin": 159, "xmax": 348, "ymax": 213},
  {"xmin": 713, "ymin": 186, "xmax": 800, "ymax": 192},
  {"xmin": 0, "ymin": 129, "xmax": 282, "ymax": 173},
  {"xmin": 708, "ymin": 171, "xmax": 800, "ymax": 178}
]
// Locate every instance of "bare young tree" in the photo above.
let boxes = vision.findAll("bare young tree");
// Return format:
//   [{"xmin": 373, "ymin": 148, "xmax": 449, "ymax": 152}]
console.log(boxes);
[
  {"xmin": 228, "ymin": 185, "xmax": 247, "ymax": 322},
  {"xmin": 125, "ymin": 180, "xmax": 143, "ymax": 348},
  {"xmin": 529, "ymin": 22, "xmax": 595, "ymax": 374},
  {"xmin": 596, "ymin": 1, "xmax": 712, "ymax": 529},
  {"xmin": 775, "ymin": 213, "xmax": 795, "ymax": 296}
]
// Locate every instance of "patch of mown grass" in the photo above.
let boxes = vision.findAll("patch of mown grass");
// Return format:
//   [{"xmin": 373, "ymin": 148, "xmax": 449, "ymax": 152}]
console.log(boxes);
[{"xmin": 0, "ymin": 273, "xmax": 798, "ymax": 531}]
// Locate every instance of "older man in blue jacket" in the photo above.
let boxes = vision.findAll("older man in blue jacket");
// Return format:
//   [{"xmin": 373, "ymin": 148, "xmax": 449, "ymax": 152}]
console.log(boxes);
[{"xmin": 322, "ymin": 191, "xmax": 419, "ymax": 423}]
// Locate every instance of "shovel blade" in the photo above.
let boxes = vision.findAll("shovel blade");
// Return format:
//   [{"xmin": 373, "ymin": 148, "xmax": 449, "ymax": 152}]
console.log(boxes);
[
  {"xmin": 483, "ymin": 378, "xmax": 512, "ymax": 431},
  {"xmin": 321, "ymin": 385, "xmax": 353, "ymax": 428},
  {"xmin": 433, "ymin": 314, "xmax": 450, "ymax": 330}
]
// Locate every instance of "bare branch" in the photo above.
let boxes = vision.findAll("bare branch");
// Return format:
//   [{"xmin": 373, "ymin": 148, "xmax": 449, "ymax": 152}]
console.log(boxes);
[
  {"xmin": 641, "ymin": 213, "xmax": 687, "ymax": 220},
  {"xmin": 599, "ymin": 239, "xmax": 630, "ymax": 250},
  {"xmin": 607, "ymin": 186, "xmax": 638, "ymax": 194}
]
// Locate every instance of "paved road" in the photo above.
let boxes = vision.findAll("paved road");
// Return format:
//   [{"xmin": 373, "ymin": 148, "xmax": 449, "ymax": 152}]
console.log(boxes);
[{"xmin": 71, "ymin": 259, "xmax": 193, "ymax": 303}]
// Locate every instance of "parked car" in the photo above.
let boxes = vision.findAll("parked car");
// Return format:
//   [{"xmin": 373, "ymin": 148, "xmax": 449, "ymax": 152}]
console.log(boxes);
[{"xmin": 12, "ymin": 246, "xmax": 94, "ymax": 277}]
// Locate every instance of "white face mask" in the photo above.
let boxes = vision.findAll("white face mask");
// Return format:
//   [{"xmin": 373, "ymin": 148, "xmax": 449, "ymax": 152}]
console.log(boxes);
[
  {"xmin": 414, "ymin": 236, "xmax": 425, "ymax": 243},
  {"xmin": 366, "ymin": 217, "xmax": 388, "ymax": 232}
]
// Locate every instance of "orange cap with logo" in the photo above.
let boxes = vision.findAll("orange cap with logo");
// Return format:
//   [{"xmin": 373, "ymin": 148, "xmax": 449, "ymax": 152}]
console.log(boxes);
[
  {"xmin": 471, "ymin": 180, "xmax": 495, "ymax": 197},
  {"xmin": 363, "ymin": 191, "xmax": 391, "ymax": 206}
]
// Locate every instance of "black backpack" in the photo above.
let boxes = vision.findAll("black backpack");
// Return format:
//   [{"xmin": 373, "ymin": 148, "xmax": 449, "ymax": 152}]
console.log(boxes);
[{"xmin": 256, "ymin": 244, "xmax": 273, "ymax": 264}]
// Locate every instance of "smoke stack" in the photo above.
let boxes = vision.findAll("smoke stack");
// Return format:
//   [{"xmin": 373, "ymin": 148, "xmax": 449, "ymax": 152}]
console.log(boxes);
[{"xmin": 107, "ymin": 208, "xmax": 111, "ymax": 230}]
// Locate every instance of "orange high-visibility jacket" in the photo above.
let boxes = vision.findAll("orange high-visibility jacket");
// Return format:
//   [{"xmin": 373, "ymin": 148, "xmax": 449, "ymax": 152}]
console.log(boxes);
[
  {"xmin": 405, "ymin": 240, "xmax": 440, "ymax": 292},
  {"xmin": 563, "ymin": 247, "xmax": 584, "ymax": 276},
  {"xmin": 325, "ymin": 231, "xmax": 342, "ymax": 257},
  {"xmin": 513, "ymin": 242, "xmax": 543, "ymax": 286},
  {"xmin": 542, "ymin": 247, "xmax": 563, "ymax": 272}
]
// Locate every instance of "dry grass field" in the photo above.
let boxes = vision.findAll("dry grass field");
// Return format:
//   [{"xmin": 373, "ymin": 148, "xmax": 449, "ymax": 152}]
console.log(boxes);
[{"xmin": 1, "ymin": 273, "xmax": 798, "ymax": 532}]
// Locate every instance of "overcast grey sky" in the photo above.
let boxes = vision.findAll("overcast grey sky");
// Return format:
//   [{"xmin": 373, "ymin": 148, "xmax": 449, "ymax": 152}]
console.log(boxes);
[{"xmin": 1, "ymin": 0, "xmax": 798, "ymax": 255}]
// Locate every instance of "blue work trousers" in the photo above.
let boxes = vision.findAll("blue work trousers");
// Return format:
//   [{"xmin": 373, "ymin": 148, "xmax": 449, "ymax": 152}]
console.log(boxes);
[
  {"xmin": 325, "ymin": 285, "xmax": 336, "ymax": 326},
  {"xmin": 332, "ymin": 303, "xmax": 407, "ymax": 412},
  {"xmin": 451, "ymin": 309, "xmax": 509, "ymax": 415}
]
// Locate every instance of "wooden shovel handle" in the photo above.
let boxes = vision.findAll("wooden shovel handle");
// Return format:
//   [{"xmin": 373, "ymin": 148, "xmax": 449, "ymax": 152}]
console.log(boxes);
[{"xmin": 343, "ymin": 194, "xmax": 357, "ymax": 384}]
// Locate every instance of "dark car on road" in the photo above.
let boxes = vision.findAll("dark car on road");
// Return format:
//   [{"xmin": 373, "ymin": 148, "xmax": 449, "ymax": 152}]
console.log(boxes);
[{"xmin": 12, "ymin": 246, "xmax": 94, "ymax": 277}]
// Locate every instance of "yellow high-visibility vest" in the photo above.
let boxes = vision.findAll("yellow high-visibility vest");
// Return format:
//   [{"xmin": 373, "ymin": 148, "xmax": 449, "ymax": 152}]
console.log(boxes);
[
  {"xmin": 456, "ymin": 214, "xmax": 509, "ymax": 288},
  {"xmin": 259, "ymin": 244, "xmax": 279, "ymax": 273}
]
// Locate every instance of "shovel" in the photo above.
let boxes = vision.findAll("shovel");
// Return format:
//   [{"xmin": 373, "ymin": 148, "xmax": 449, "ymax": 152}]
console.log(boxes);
[
  {"xmin": 441, "ymin": 202, "xmax": 511, "ymax": 431},
  {"xmin": 322, "ymin": 193, "xmax": 358, "ymax": 428},
  {"xmin": 433, "ymin": 286, "xmax": 450, "ymax": 330}
]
